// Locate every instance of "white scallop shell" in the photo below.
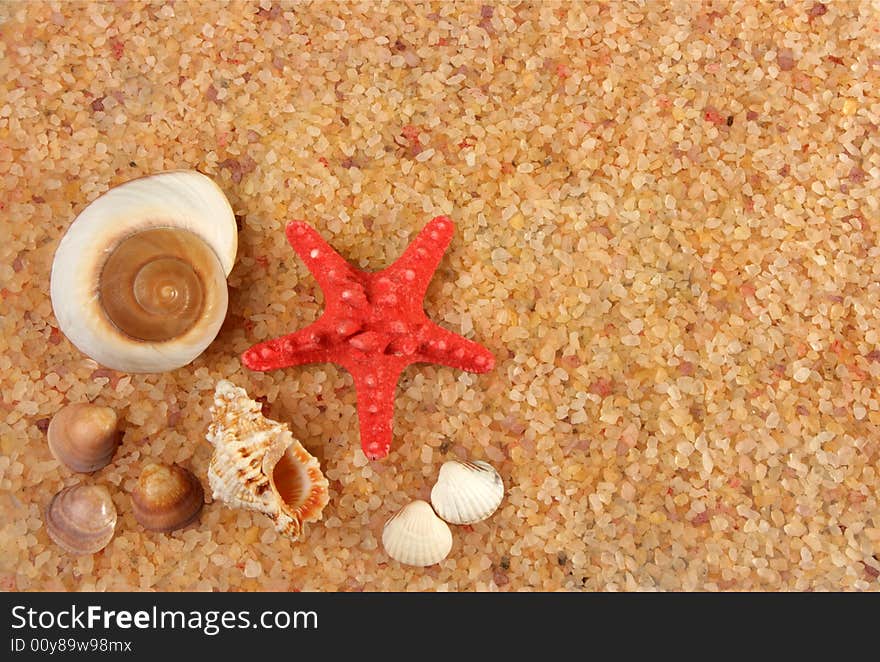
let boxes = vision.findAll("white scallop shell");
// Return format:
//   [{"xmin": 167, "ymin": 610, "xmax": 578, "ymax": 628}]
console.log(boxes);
[
  {"xmin": 430, "ymin": 460, "xmax": 504, "ymax": 525},
  {"xmin": 206, "ymin": 380, "xmax": 329, "ymax": 541},
  {"xmin": 382, "ymin": 500, "xmax": 452, "ymax": 567},
  {"xmin": 50, "ymin": 170, "xmax": 237, "ymax": 373}
]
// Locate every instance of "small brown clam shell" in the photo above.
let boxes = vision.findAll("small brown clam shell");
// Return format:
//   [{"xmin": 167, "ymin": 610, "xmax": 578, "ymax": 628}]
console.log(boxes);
[
  {"xmin": 47, "ymin": 403, "xmax": 120, "ymax": 473},
  {"xmin": 131, "ymin": 463, "xmax": 204, "ymax": 532},
  {"xmin": 45, "ymin": 484, "xmax": 117, "ymax": 555}
]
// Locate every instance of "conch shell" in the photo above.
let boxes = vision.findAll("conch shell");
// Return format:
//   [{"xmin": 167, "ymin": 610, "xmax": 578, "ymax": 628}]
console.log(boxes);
[{"xmin": 206, "ymin": 380, "xmax": 329, "ymax": 540}]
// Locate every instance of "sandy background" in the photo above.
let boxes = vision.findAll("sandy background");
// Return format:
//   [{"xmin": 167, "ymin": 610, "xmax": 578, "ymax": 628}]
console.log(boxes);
[{"xmin": 1, "ymin": 0, "xmax": 879, "ymax": 590}]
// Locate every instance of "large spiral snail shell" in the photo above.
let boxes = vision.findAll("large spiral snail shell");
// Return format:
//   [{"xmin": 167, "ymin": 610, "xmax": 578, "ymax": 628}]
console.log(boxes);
[{"xmin": 49, "ymin": 170, "xmax": 237, "ymax": 373}]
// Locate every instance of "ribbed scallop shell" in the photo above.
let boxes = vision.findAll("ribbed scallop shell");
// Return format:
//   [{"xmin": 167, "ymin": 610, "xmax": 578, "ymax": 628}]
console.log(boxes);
[
  {"xmin": 430, "ymin": 460, "xmax": 504, "ymax": 525},
  {"xmin": 382, "ymin": 500, "xmax": 452, "ymax": 567},
  {"xmin": 206, "ymin": 380, "xmax": 329, "ymax": 540}
]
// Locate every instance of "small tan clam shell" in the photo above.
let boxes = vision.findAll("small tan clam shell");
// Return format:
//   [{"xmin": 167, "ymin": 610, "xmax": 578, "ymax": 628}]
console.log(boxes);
[
  {"xmin": 47, "ymin": 403, "xmax": 120, "ymax": 473},
  {"xmin": 131, "ymin": 463, "xmax": 204, "ymax": 532},
  {"xmin": 206, "ymin": 380, "xmax": 329, "ymax": 540},
  {"xmin": 382, "ymin": 500, "xmax": 452, "ymax": 567},
  {"xmin": 45, "ymin": 484, "xmax": 117, "ymax": 555},
  {"xmin": 430, "ymin": 460, "xmax": 504, "ymax": 525}
]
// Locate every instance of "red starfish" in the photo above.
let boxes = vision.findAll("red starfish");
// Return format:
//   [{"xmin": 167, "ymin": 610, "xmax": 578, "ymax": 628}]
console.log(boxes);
[{"xmin": 241, "ymin": 216, "xmax": 495, "ymax": 460}]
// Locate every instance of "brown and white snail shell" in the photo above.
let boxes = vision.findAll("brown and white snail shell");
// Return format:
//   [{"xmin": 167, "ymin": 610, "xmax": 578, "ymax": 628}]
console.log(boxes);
[
  {"xmin": 44, "ymin": 484, "xmax": 117, "ymax": 555},
  {"xmin": 206, "ymin": 380, "xmax": 329, "ymax": 541},
  {"xmin": 47, "ymin": 403, "xmax": 120, "ymax": 473},
  {"xmin": 131, "ymin": 463, "xmax": 204, "ymax": 532},
  {"xmin": 50, "ymin": 170, "xmax": 238, "ymax": 373}
]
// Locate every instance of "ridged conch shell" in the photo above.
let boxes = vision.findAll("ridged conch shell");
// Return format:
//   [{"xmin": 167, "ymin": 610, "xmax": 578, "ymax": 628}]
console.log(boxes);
[
  {"xmin": 47, "ymin": 403, "xmax": 120, "ymax": 473},
  {"xmin": 131, "ymin": 463, "xmax": 204, "ymax": 532},
  {"xmin": 382, "ymin": 500, "xmax": 452, "ymax": 567},
  {"xmin": 45, "ymin": 484, "xmax": 117, "ymax": 555},
  {"xmin": 50, "ymin": 170, "xmax": 237, "ymax": 373},
  {"xmin": 206, "ymin": 380, "xmax": 329, "ymax": 540},
  {"xmin": 430, "ymin": 460, "xmax": 504, "ymax": 525}
]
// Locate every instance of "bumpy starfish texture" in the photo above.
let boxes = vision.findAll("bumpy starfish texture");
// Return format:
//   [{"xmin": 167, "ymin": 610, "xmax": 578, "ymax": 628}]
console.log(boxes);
[{"xmin": 241, "ymin": 216, "xmax": 495, "ymax": 460}]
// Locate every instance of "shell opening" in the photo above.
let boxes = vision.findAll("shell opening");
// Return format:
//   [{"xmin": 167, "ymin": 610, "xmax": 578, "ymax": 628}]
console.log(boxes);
[
  {"xmin": 99, "ymin": 227, "xmax": 214, "ymax": 342},
  {"xmin": 272, "ymin": 448, "xmax": 306, "ymax": 508}
]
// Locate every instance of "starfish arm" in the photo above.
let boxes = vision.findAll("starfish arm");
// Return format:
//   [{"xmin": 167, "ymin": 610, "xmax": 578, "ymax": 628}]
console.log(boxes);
[
  {"xmin": 285, "ymin": 220, "xmax": 360, "ymax": 295},
  {"xmin": 417, "ymin": 322, "xmax": 495, "ymax": 373},
  {"xmin": 382, "ymin": 216, "xmax": 455, "ymax": 300},
  {"xmin": 348, "ymin": 362, "xmax": 405, "ymax": 460},
  {"xmin": 242, "ymin": 322, "xmax": 336, "ymax": 371}
]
